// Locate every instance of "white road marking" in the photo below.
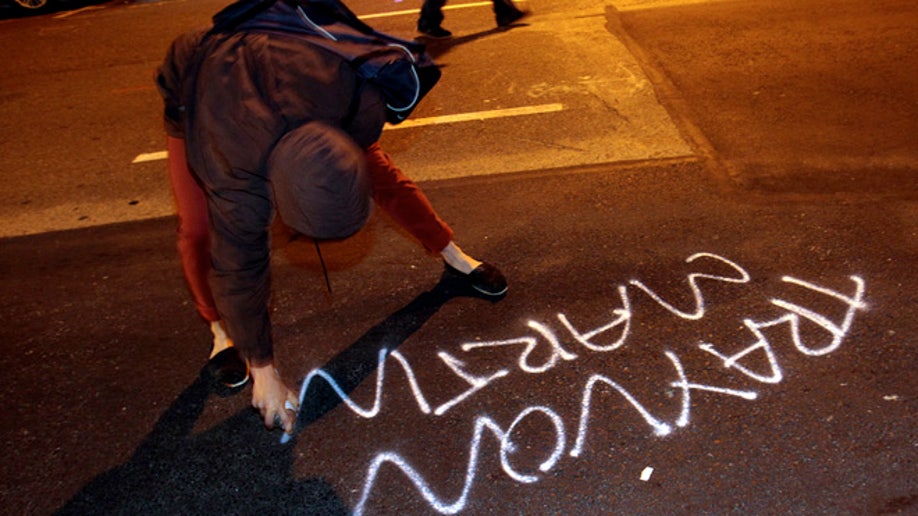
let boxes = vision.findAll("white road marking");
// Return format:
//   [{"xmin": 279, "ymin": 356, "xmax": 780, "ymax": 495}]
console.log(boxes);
[
  {"xmin": 130, "ymin": 2, "xmax": 547, "ymax": 163},
  {"xmin": 131, "ymin": 104, "xmax": 565, "ymax": 163},
  {"xmin": 5, "ymin": 0, "xmax": 692, "ymax": 238},
  {"xmin": 389, "ymin": 103, "xmax": 563, "ymax": 129},
  {"xmin": 133, "ymin": 151, "xmax": 168, "ymax": 163},
  {"xmin": 53, "ymin": 5, "xmax": 106, "ymax": 19},
  {"xmin": 358, "ymin": 1, "xmax": 492, "ymax": 20},
  {"xmin": 611, "ymin": 0, "xmax": 737, "ymax": 11}
]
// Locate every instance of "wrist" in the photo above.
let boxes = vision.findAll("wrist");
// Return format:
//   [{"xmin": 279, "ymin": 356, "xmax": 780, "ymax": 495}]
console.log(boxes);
[{"xmin": 250, "ymin": 362, "xmax": 278, "ymax": 378}]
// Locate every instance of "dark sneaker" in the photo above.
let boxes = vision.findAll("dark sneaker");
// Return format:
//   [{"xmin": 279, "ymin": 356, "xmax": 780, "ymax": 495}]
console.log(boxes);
[
  {"xmin": 445, "ymin": 262, "xmax": 509, "ymax": 297},
  {"xmin": 496, "ymin": 8, "xmax": 527, "ymax": 27},
  {"xmin": 206, "ymin": 347, "xmax": 250, "ymax": 388},
  {"xmin": 418, "ymin": 25, "xmax": 453, "ymax": 38}
]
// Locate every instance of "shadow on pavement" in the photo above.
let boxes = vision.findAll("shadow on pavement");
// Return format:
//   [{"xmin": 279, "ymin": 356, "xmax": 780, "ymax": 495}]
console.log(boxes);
[
  {"xmin": 422, "ymin": 24, "xmax": 529, "ymax": 61},
  {"xmin": 55, "ymin": 269, "xmax": 499, "ymax": 513},
  {"xmin": 54, "ymin": 370, "xmax": 349, "ymax": 515},
  {"xmin": 289, "ymin": 267, "xmax": 502, "ymax": 434}
]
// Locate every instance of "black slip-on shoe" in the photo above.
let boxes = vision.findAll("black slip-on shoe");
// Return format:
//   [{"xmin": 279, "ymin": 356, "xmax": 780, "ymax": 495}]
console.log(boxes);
[
  {"xmin": 418, "ymin": 25, "xmax": 452, "ymax": 38},
  {"xmin": 206, "ymin": 347, "xmax": 250, "ymax": 388},
  {"xmin": 445, "ymin": 262, "xmax": 509, "ymax": 297},
  {"xmin": 496, "ymin": 8, "xmax": 527, "ymax": 27}
]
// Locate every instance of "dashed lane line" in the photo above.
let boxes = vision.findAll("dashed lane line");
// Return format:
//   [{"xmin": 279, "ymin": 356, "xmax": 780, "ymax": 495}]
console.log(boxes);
[
  {"xmin": 389, "ymin": 103, "xmax": 564, "ymax": 129},
  {"xmin": 132, "ymin": 103, "xmax": 565, "ymax": 164},
  {"xmin": 6, "ymin": 1, "xmax": 693, "ymax": 238},
  {"xmin": 358, "ymin": 1, "xmax": 492, "ymax": 20},
  {"xmin": 52, "ymin": 5, "xmax": 106, "ymax": 19},
  {"xmin": 132, "ymin": 1, "xmax": 558, "ymax": 165},
  {"xmin": 133, "ymin": 151, "xmax": 167, "ymax": 164}
]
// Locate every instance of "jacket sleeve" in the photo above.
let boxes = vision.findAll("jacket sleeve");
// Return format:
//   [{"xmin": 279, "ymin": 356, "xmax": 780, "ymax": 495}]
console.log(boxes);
[
  {"xmin": 186, "ymin": 33, "xmax": 377, "ymax": 366},
  {"xmin": 155, "ymin": 29, "xmax": 207, "ymax": 139},
  {"xmin": 185, "ymin": 33, "xmax": 284, "ymax": 367}
]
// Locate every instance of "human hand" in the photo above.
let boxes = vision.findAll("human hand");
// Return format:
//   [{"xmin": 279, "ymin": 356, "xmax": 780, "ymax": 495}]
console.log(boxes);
[{"xmin": 250, "ymin": 363, "xmax": 299, "ymax": 434}]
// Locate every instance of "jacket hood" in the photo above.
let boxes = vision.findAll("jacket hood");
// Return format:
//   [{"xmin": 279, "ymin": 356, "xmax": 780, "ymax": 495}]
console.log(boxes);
[{"xmin": 268, "ymin": 121, "xmax": 371, "ymax": 240}]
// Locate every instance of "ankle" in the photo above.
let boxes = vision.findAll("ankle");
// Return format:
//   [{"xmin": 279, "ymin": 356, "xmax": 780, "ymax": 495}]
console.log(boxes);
[
  {"xmin": 440, "ymin": 241, "xmax": 481, "ymax": 274},
  {"xmin": 210, "ymin": 320, "xmax": 233, "ymax": 358}
]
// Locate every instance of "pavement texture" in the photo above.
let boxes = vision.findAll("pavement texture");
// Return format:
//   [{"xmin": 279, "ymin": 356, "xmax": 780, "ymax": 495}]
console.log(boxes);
[
  {"xmin": 2, "ymin": 0, "xmax": 917, "ymax": 514},
  {"xmin": 4, "ymin": 160, "xmax": 916, "ymax": 514}
]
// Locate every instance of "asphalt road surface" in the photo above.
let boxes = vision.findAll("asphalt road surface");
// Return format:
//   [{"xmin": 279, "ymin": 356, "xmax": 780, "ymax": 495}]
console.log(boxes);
[{"xmin": 1, "ymin": 0, "xmax": 916, "ymax": 514}]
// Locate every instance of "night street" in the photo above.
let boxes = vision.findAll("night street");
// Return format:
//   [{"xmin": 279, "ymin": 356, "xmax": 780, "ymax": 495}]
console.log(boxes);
[{"xmin": 1, "ymin": 0, "xmax": 915, "ymax": 513}]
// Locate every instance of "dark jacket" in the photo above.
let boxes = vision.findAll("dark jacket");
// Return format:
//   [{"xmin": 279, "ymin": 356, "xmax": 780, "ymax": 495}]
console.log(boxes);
[{"xmin": 156, "ymin": 1, "xmax": 385, "ymax": 365}]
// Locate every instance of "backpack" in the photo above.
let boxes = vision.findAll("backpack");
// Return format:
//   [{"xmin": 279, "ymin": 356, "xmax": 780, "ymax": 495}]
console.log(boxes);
[{"xmin": 210, "ymin": 0, "xmax": 441, "ymax": 125}]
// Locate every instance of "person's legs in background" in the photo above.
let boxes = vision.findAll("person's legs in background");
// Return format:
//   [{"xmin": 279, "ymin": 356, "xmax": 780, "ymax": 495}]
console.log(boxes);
[
  {"xmin": 417, "ymin": 0, "xmax": 451, "ymax": 38},
  {"xmin": 493, "ymin": 0, "xmax": 527, "ymax": 27},
  {"xmin": 417, "ymin": 0, "xmax": 526, "ymax": 37}
]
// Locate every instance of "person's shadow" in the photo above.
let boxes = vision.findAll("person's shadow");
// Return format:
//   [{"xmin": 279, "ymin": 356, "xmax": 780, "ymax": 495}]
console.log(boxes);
[
  {"xmin": 56, "ymin": 371, "xmax": 347, "ymax": 515},
  {"xmin": 421, "ymin": 26, "xmax": 524, "ymax": 61},
  {"xmin": 289, "ymin": 266, "xmax": 499, "ymax": 433},
  {"xmin": 56, "ymin": 270, "xmax": 497, "ymax": 514}
]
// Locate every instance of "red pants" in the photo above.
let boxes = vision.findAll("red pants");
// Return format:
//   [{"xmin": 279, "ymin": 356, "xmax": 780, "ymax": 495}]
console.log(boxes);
[
  {"xmin": 167, "ymin": 137, "xmax": 453, "ymax": 322},
  {"xmin": 363, "ymin": 142, "xmax": 454, "ymax": 254},
  {"xmin": 168, "ymin": 137, "xmax": 220, "ymax": 322}
]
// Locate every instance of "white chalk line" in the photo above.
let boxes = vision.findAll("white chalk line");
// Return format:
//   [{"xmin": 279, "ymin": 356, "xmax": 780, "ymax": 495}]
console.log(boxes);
[
  {"xmin": 319, "ymin": 253, "xmax": 869, "ymax": 513},
  {"xmin": 132, "ymin": 103, "xmax": 564, "ymax": 164}
]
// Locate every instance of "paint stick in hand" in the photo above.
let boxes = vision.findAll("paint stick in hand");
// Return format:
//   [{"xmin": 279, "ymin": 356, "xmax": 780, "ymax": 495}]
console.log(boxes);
[{"xmin": 279, "ymin": 400, "xmax": 297, "ymax": 444}]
